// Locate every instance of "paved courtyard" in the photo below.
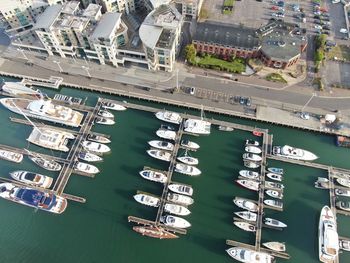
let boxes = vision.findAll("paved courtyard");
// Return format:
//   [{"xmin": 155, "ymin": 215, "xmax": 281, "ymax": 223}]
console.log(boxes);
[{"xmin": 324, "ymin": 61, "xmax": 350, "ymax": 88}]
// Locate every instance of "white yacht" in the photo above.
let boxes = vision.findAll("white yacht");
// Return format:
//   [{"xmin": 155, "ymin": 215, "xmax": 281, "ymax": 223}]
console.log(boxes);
[
  {"xmin": 239, "ymin": 170, "xmax": 259, "ymax": 180},
  {"xmin": 264, "ymin": 199, "xmax": 283, "ymax": 209},
  {"xmin": 319, "ymin": 206, "xmax": 339, "ymax": 263},
  {"xmin": 74, "ymin": 162, "xmax": 99, "ymax": 174},
  {"xmin": 0, "ymin": 98, "xmax": 83, "ymax": 127},
  {"xmin": 28, "ymin": 155, "xmax": 61, "ymax": 171},
  {"xmin": 0, "ymin": 183, "xmax": 67, "ymax": 214},
  {"xmin": 273, "ymin": 145, "xmax": 318, "ymax": 161},
  {"xmin": 264, "ymin": 218, "xmax": 287, "ymax": 228},
  {"xmin": 175, "ymin": 163, "xmax": 201, "ymax": 176},
  {"xmin": 167, "ymin": 192, "xmax": 194, "ymax": 206},
  {"xmin": 180, "ymin": 139, "xmax": 200, "ymax": 150},
  {"xmin": 236, "ymin": 179, "xmax": 260, "ymax": 192},
  {"xmin": 265, "ymin": 190, "xmax": 283, "ymax": 199},
  {"xmin": 102, "ymin": 101, "xmax": 126, "ymax": 111},
  {"xmin": 245, "ymin": 140, "xmax": 259, "ymax": 146},
  {"xmin": 177, "ymin": 150, "xmax": 199, "ymax": 165},
  {"xmin": 263, "ymin": 242, "xmax": 286, "ymax": 252},
  {"xmin": 160, "ymin": 215, "xmax": 191, "ymax": 229},
  {"xmin": 245, "ymin": 146, "xmax": 262, "ymax": 154},
  {"xmin": 266, "ymin": 173, "xmax": 283, "ymax": 182},
  {"xmin": 156, "ymin": 129, "xmax": 176, "ymax": 141},
  {"xmin": 244, "ymin": 161, "xmax": 260, "ymax": 169},
  {"xmin": 1, "ymin": 81, "xmax": 43, "ymax": 98},
  {"xmin": 82, "ymin": 141, "xmax": 110, "ymax": 154},
  {"xmin": 148, "ymin": 140, "xmax": 174, "ymax": 151},
  {"xmin": 147, "ymin": 149, "xmax": 171, "ymax": 162},
  {"xmin": 139, "ymin": 170, "xmax": 167, "ymax": 183},
  {"xmin": 0, "ymin": 149, "xmax": 23, "ymax": 163},
  {"xmin": 164, "ymin": 203, "xmax": 191, "ymax": 216},
  {"xmin": 226, "ymin": 247, "xmax": 274, "ymax": 263},
  {"xmin": 97, "ymin": 110, "xmax": 114, "ymax": 119},
  {"xmin": 78, "ymin": 152, "xmax": 102, "ymax": 162},
  {"xmin": 234, "ymin": 221, "xmax": 256, "ymax": 232},
  {"xmin": 133, "ymin": 193, "xmax": 160, "ymax": 207},
  {"xmin": 335, "ymin": 188, "xmax": 350, "ymax": 197},
  {"xmin": 95, "ymin": 116, "xmax": 115, "ymax": 125},
  {"xmin": 184, "ymin": 119, "xmax": 211, "ymax": 135},
  {"xmin": 27, "ymin": 128, "xmax": 74, "ymax": 152},
  {"xmin": 233, "ymin": 197, "xmax": 258, "ymax": 212},
  {"xmin": 10, "ymin": 170, "xmax": 53, "ymax": 189},
  {"xmin": 265, "ymin": 181, "xmax": 284, "ymax": 190},
  {"xmin": 168, "ymin": 183, "xmax": 193, "ymax": 196},
  {"xmin": 336, "ymin": 178, "xmax": 350, "ymax": 188},
  {"xmin": 267, "ymin": 167, "xmax": 283, "ymax": 175},
  {"xmin": 218, "ymin": 125, "xmax": 234, "ymax": 131},
  {"xmin": 87, "ymin": 134, "xmax": 111, "ymax": 144},
  {"xmin": 243, "ymin": 153, "xmax": 262, "ymax": 162},
  {"xmin": 235, "ymin": 211, "xmax": 257, "ymax": 222},
  {"xmin": 155, "ymin": 111, "xmax": 182, "ymax": 124}
]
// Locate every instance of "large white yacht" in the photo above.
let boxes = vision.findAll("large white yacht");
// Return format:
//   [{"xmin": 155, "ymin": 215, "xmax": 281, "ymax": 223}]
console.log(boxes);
[
  {"xmin": 1, "ymin": 81, "xmax": 43, "ymax": 98},
  {"xmin": 133, "ymin": 193, "xmax": 160, "ymax": 207},
  {"xmin": 184, "ymin": 118, "xmax": 211, "ymax": 135},
  {"xmin": 155, "ymin": 111, "xmax": 182, "ymax": 124},
  {"xmin": 82, "ymin": 141, "xmax": 110, "ymax": 154},
  {"xmin": 148, "ymin": 140, "xmax": 174, "ymax": 151},
  {"xmin": 233, "ymin": 197, "xmax": 258, "ymax": 212},
  {"xmin": 175, "ymin": 163, "xmax": 201, "ymax": 176},
  {"xmin": 147, "ymin": 149, "xmax": 172, "ymax": 162},
  {"xmin": 160, "ymin": 215, "xmax": 191, "ymax": 229},
  {"xmin": 273, "ymin": 145, "xmax": 318, "ymax": 161},
  {"xmin": 74, "ymin": 162, "xmax": 99, "ymax": 174},
  {"xmin": 226, "ymin": 247, "xmax": 274, "ymax": 263},
  {"xmin": 164, "ymin": 203, "xmax": 191, "ymax": 216},
  {"xmin": 319, "ymin": 206, "xmax": 339, "ymax": 263},
  {"xmin": 139, "ymin": 169, "xmax": 167, "ymax": 183},
  {"xmin": 10, "ymin": 170, "xmax": 53, "ymax": 189},
  {"xmin": 168, "ymin": 183, "xmax": 193, "ymax": 196},
  {"xmin": 0, "ymin": 98, "xmax": 84, "ymax": 127},
  {"xmin": 167, "ymin": 192, "xmax": 194, "ymax": 206}
]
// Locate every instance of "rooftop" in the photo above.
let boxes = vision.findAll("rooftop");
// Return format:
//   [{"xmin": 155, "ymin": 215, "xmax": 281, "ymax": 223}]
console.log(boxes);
[
  {"xmin": 194, "ymin": 22, "xmax": 260, "ymax": 49},
  {"xmin": 55, "ymin": 14, "xmax": 90, "ymax": 31},
  {"xmin": 61, "ymin": 1, "xmax": 80, "ymax": 15},
  {"xmin": 82, "ymin": 4, "xmax": 101, "ymax": 19},
  {"xmin": 33, "ymin": 4, "xmax": 62, "ymax": 30},
  {"xmin": 90, "ymin": 12, "xmax": 121, "ymax": 40}
]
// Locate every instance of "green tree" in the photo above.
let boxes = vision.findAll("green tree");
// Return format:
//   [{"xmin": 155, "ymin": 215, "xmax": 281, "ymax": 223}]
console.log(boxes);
[
  {"xmin": 315, "ymin": 49, "xmax": 324, "ymax": 63},
  {"xmin": 185, "ymin": 44, "xmax": 196, "ymax": 63}
]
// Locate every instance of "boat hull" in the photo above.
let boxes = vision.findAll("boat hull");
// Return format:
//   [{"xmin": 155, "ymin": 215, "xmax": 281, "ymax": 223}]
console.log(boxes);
[{"xmin": 133, "ymin": 226, "xmax": 178, "ymax": 239}]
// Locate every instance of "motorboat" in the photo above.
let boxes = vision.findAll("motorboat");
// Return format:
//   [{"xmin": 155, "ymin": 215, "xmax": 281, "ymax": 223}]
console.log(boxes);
[
  {"xmin": 133, "ymin": 193, "xmax": 160, "ymax": 207},
  {"xmin": 336, "ymin": 178, "xmax": 350, "ymax": 188},
  {"xmin": 98, "ymin": 110, "xmax": 114, "ymax": 119},
  {"xmin": 180, "ymin": 139, "xmax": 200, "ymax": 150},
  {"xmin": 177, "ymin": 150, "xmax": 198, "ymax": 166},
  {"xmin": 164, "ymin": 203, "xmax": 191, "ymax": 216},
  {"xmin": 267, "ymin": 167, "xmax": 284, "ymax": 175},
  {"xmin": 244, "ymin": 161, "xmax": 260, "ymax": 169},
  {"xmin": 218, "ymin": 125, "xmax": 234, "ymax": 131},
  {"xmin": 0, "ymin": 98, "xmax": 83, "ymax": 127},
  {"xmin": 263, "ymin": 242, "xmax": 286, "ymax": 252},
  {"xmin": 184, "ymin": 119, "xmax": 211, "ymax": 135},
  {"xmin": 233, "ymin": 197, "xmax": 258, "ymax": 212},
  {"xmin": 82, "ymin": 141, "xmax": 110, "ymax": 154},
  {"xmin": 266, "ymin": 173, "xmax": 283, "ymax": 182},
  {"xmin": 264, "ymin": 199, "xmax": 283, "ymax": 209},
  {"xmin": 160, "ymin": 215, "xmax": 191, "ymax": 229},
  {"xmin": 175, "ymin": 163, "xmax": 201, "ymax": 176},
  {"xmin": 160, "ymin": 124, "xmax": 175, "ymax": 131},
  {"xmin": 156, "ymin": 129, "xmax": 176, "ymax": 141},
  {"xmin": 0, "ymin": 183, "xmax": 67, "ymax": 214},
  {"xmin": 340, "ymin": 239, "xmax": 350, "ymax": 251},
  {"xmin": 139, "ymin": 170, "xmax": 167, "ymax": 183},
  {"xmin": 315, "ymin": 177, "xmax": 330, "ymax": 189},
  {"xmin": 273, "ymin": 145, "xmax": 318, "ymax": 161},
  {"xmin": 168, "ymin": 183, "xmax": 193, "ymax": 196},
  {"xmin": 226, "ymin": 247, "xmax": 274, "ymax": 263},
  {"xmin": 95, "ymin": 116, "xmax": 115, "ymax": 125},
  {"xmin": 264, "ymin": 217, "xmax": 287, "ymax": 228},
  {"xmin": 148, "ymin": 140, "xmax": 174, "ymax": 151},
  {"xmin": 243, "ymin": 153, "xmax": 262, "ymax": 162},
  {"xmin": 102, "ymin": 101, "xmax": 126, "ymax": 111},
  {"xmin": 87, "ymin": 134, "xmax": 111, "ymax": 144},
  {"xmin": 10, "ymin": 170, "xmax": 53, "ymax": 188},
  {"xmin": 167, "ymin": 192, "xmax": 194, "ymax": 206},
  {"xmin": 27, "ymin": 128, "xmax": 74, "ymax": 152},
  {"xmin": 319, "ymin": 206, "xmax": 339, "ymax": 263},
  {"xmin": 245, "ymin": 140, "xmax": 259, "ymax": 146},
  {"xmin": 236, "ymin": 179, "xmax": 260, "ymax": 192},
  {"xmin": 155, "ymin": 111, "xmax": 182, "ymax": 124},
  {"xmin": 74, "ymin": 162, "xmax": 99, "ymax": 174},
  {"xmin": 335, "ymin": 188, "xmax": 350, "ymax": 197},
  {"xmin": 245, "ymin": 146, "xmax": 262, "ymax": 154},
  {"xmin": 28, "ymin": 155, "xmax": 61, "ymax": 171},
  {"xmin": 147, "ymin": 149, "xmax": 171, "ymax": 162},
  {"xmin": 265, "ymin": 181, "xmax": 284, "ymax": 189},
  {"xmin": 78, "ymin": 152, "xmax": 102, "ymax": 162},
  {"xmin": 1, "ymin": 81, "xmax": 44, "ymax": 99},
  {"xmin": 336, "ymin": 201, "xmax": 350, "ymax": 211},
  {"xmin": 239, "ymin": 170, "xmax": 259, "ymax": 180},
  {"xmin": 253, "ymin": 130, "xmax": 263, "ymax": 137},
  {"xmin": 0, "ymin": 149, "xmax": 23, "ymax": 163},
  {"xmin": 265, "ymin": 190, "xmax": 283, "ymax": 200},
  {"xmin": 234, "ymin": 211, "xmax": 257, "ymax": 222},
  {"xmin": 132, "ymin": 226, "xmax": 178, "ymax": 239},
  {"xmin": 234, "ymin": 221, "xmax": 256, "ymax": 232}
]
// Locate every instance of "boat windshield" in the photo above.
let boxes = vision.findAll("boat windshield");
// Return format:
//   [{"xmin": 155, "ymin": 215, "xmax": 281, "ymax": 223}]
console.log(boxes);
[
  {"xmin": 24, "ymin": 173, "xmax": 37, "ymax": 181},
  {"xmin": 16, "ymin": 189, "xmax": 44, "ymax": 206}
]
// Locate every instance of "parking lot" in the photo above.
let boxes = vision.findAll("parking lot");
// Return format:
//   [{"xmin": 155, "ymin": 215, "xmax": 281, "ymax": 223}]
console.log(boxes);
[{"xmin": 324, "ymin": 61, "xmax": 350, "ymax": 88}]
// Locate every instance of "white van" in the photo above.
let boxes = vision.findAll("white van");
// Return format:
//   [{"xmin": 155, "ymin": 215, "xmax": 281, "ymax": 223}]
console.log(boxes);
[{"xmin": 340, "ymin": 28, "xmax": 348, "ymax": 34}]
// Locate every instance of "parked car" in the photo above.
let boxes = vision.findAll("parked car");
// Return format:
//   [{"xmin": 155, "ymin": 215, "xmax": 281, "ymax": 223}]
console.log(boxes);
[
  {"xmin": 314, "ymin": 25, "xmax": 322, "ymax": 30},
  {"xmin": 340, "ymin": 28, "xmax": 348, "ymax": 34},
  {"xmin": 271, "ymin": 5, "xmax": 279, "ymax": 10},
  {"xmin": 322, "ymin": 25, "xmax": 330, "ymax": 31},
  {"xmin": 322, "ymin": 30, "xmax": 330, "ymax": 35},
  {"xmin": 277, "ymin": 1, "xmax": 285, "ymax": 7}
]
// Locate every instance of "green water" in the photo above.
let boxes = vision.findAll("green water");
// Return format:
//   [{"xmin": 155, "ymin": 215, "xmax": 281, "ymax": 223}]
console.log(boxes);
[{"xmin": 0, "ymin": 80, "xmax": 349, "ymax": 263}]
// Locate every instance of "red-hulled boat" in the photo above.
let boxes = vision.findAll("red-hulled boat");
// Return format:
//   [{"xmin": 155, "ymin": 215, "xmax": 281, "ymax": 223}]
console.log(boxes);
[
  {"xmin": 253, "ymin": 130, "xmax": 263, "ymax": 136},
  {"xmin": 132, "ymin": 226, "xmax": 178, "ymax": 239}
]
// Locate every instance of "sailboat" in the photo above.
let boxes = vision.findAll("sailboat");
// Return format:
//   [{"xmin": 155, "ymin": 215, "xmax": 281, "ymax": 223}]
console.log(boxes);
[{"xmin": 184, "ymin": 106, "xmax": 211, "ymax": 135}]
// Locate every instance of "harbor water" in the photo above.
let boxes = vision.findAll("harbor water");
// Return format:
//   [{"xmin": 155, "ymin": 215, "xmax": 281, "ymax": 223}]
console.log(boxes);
[{"xmin": 0, "ymin": 81, "xmax": 349, "ymax": 263}]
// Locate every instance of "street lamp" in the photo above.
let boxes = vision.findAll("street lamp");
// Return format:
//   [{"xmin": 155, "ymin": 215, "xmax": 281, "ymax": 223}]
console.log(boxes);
[
  {"xmin": 53, "ymin": 60, "xmax": 63, "ymax": 73},
  {"xmin": 82, "ymin": 65, "xmax": 91, "ymax": 78},
  {"xmin": 17, "ymin": 48, "xmax": 28, "ymax": 60},
  {"xmin": 301, "ymin": 92, "xmax": 317, "ymax": 116}
]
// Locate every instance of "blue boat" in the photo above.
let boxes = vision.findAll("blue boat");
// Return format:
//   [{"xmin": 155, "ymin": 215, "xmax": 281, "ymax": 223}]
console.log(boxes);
[
  {"xmin": 267, "ymin": 167, "xmax": 284, "ymax": 175},
  {"xmin": 0, "ymin": 183, "xmax": 67, "ymax": 214}
]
